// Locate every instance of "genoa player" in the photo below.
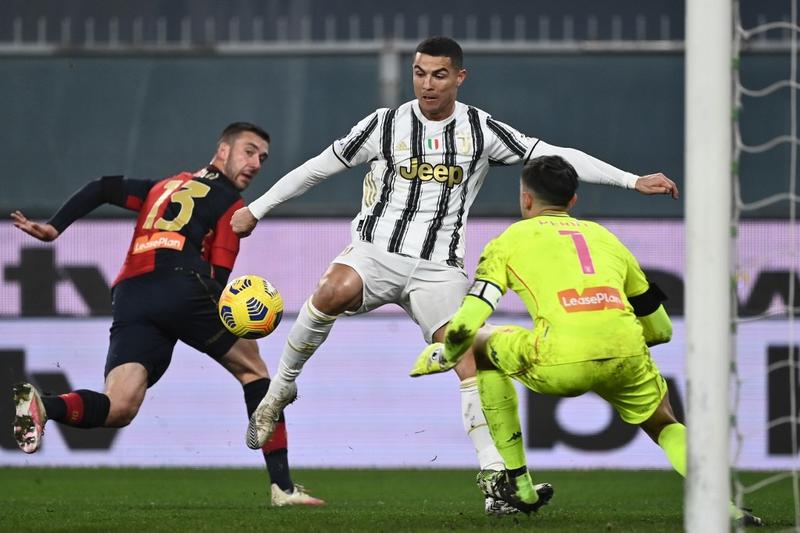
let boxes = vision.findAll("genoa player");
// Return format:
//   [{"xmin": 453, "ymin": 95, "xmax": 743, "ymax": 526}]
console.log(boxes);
[
  {"xmin": 410, "ymin": 155, "xmax": 762, "ymax": 527},
  {"xmin": 232, "ymin": 37, "xmax": 677, "ymax": 515},
  {"xmin": 10, "ymin": 122, "xmax": 323, "ymax": 507}
]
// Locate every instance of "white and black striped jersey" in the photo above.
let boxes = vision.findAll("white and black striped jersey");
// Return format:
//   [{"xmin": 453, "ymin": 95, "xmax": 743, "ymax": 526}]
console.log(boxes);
[{"xmin": 249, "ymin": 99, "xmax": 638, "ymax": 268}]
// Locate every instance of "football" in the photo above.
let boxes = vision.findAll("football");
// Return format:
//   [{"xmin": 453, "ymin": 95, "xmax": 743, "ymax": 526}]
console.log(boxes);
[{"xmin": 218, "ymin": 275, "xmax": 284, "ymax": 339}]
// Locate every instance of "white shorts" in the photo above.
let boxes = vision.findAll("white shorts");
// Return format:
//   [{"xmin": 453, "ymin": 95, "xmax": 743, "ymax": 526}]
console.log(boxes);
[{"xmin": 332, "ymin": 241, "xmax": 470, "ymax": 343}]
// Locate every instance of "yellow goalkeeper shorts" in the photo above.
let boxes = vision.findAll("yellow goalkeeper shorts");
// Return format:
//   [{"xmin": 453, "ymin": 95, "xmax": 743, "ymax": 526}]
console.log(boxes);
[{"xmin": 485, "ymin": 325, "xmax": 668, "ymax": 425}]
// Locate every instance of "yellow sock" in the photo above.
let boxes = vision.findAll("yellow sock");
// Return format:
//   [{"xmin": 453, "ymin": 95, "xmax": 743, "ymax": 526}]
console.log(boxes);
[
  {"xmin": 658, "ymin": 423, "xmax": 748, "ymax": 521},
  {"xmin": 476, "ymin": 369, "xmax": 526, "ymax": 470},
  {"xmin": 512, "ymin": 471, "xmax": 538, "ymax": 503},
  {"xmin": 657, "ymin": 422, "xmax": 686, "ymax": 477}
]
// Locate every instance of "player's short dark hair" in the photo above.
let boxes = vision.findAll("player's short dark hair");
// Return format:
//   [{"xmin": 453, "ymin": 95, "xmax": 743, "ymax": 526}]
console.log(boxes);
[
  {"xmin": 416, "ymin": 36, "xmax": 464, "ymax": 69},
  {"xmin": 521, "ymin": 155, "xmax": 579, "ymax": 207},
  {"xmin": 218, "ymin": 122, "xmax": 270, "ymax": 146}
]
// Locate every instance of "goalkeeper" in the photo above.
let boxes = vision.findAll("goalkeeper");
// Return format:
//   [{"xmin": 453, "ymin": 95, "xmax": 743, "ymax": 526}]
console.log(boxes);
[{"xmin": 410, "ymin": 155, "xmax": 762, "ymax": 526}]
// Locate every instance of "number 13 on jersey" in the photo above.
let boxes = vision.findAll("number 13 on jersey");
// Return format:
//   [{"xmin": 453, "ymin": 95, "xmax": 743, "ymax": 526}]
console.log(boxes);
[{"xmin": 143, "ymin": 179, "xmax": 211, "ymax": 231}]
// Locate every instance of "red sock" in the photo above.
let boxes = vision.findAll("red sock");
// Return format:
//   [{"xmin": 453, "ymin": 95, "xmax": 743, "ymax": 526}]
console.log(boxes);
[
  {"xmin": 60, "ymin": 392, "xmax": 84, "ymax": 426},
  {"xmin": 262, "ymin": 422, "xmax": 292, "ymax": 489},
  {"xmin": 262, "ymin": 421, "xmax": 288, "ymax": 454}
]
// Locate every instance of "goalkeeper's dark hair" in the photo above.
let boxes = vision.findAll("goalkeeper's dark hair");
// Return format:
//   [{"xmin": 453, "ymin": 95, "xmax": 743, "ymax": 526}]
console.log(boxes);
[
  {"xmin": 218, "ymin": 122, "xmax": 270, "ymax": 146},
  {"xmin": 416, "ymin": 36, "xmax": 464, "ymax": 69},
  {"xmin": 521, "ymin": 155, "xmax": 579, "ymax": 207}
]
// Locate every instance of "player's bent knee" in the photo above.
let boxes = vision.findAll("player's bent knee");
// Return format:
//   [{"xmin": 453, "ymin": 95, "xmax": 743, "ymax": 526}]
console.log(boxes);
[
  {"xmin": 472, "ymin": 327, "xmax": 500, "ymax": 372},
  {"xmin": 473, "ymin": 326, "xmax": 496, "ymax": 357},
  {"xmin": 474, "ymin": 349, "xmax": 497, "ymax": 371},
  {"xmin": 640, "ymin": 396, "xmax": 679, "ymax": 441},
  {"xmin": 313, "ymin": 280, "xmax": 361, "ymax": 314}
]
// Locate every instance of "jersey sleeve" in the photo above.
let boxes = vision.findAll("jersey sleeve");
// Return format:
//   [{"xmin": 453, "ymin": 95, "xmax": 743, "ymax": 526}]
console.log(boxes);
[
  {"xmin": 638, "ymin": 306, "xmax": 673, "ymax": 347},
  {"xmin": 529, "ymin": 140, "xmax": 639, "ymax": 189},
  {"xmin": 483, "ymin": 116, "xmax": 539, "ymax": 166},
  {"xmin": 619, "ymin": 240, "xmax": 650, "ymax": 298},
  {"xmin": 331, "ymin": 110, "xmax": 384, "ymax": 168},
  {"xmin": 119, "ymin": 178, "xmax": 160, "ymax": 211},
  {"xmin": 248, "ymin": 110, "xmax": 383, "ymax": 219},
  {"xmin": 248, "ymin": 146, "xmax": 348, "ymax": 219},
  {"xmin": 47, "ymin": 176, "xmax": 156, "ymax": 233},
  {"xmin": 473, "ymin": 236, "xmax": 512, "ymax": 293},
  {"xmin": 616, "ymin": 234, "xmax": 673, "ymax": 346},
  {"xmin": 209, "ymin": 199, "xmax": 243, "ymax": 272}
]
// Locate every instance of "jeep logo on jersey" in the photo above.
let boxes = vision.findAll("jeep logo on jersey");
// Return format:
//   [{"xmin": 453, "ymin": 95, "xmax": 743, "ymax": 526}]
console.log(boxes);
[{"xmin": 398, "ymin": 157, "xmax": 464, "ymax": 188}]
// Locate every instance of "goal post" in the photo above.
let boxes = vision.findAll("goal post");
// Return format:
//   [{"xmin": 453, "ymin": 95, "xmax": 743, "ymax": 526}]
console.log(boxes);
[{"xmin": 684, "ymin": 0, "xmax": 733, "ymax": 531}]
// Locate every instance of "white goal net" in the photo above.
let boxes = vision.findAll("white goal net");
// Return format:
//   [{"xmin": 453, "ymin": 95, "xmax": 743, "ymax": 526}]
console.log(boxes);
[{"xmin": 732, "ymin": 1, "xmax": 800, "ymax": 531}]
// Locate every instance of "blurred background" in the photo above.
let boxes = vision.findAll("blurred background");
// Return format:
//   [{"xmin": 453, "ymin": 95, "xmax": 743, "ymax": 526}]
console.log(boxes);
[
  {"xmin": 0, "ymin": 1, "xmax": 797, "ymax": 472},
  {"xmin": 1, "ymin": 0, "xmax": 795, "ymax": 218}
]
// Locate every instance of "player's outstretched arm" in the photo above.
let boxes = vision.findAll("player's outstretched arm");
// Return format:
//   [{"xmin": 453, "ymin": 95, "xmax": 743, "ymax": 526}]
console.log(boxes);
[
  {"xmin": 531, "ymin": 141, "xmax": 679, "ymax": 199},
  {"xmin": 10, "ymin": 210, "xmax": 60, "ymax": 241},
  {"xmin": 236, "ymin": 146, "xmax": 350, "ymax": 239},
  {"xmin": 627, "ymin": 280, "xmax": 673, "ymax": 347},
  {"xmin": 634, "ymin": 173, "xmax": 679, "ymax": 199},
  {"xmin": 14, "ymin": 176, "xmax": 145, "ymax": 240}
]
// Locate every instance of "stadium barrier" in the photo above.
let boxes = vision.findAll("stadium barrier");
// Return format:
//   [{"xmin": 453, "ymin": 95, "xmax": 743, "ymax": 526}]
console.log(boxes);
[{"xmin": 1, "ymin": 219, "xmax": 797, "ymax": 468}]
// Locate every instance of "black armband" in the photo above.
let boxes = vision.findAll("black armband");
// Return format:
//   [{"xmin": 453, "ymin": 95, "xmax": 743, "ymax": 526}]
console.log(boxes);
[{"xmin": 628, "ymin": 282, "xmax": 668, "ymax": 317}]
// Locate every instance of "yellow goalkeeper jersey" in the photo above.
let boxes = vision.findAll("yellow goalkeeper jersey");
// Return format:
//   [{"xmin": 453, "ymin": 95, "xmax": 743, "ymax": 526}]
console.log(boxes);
[{"xmin": 475, "ymin": 212, "xmax": 650, "ymax": 365}]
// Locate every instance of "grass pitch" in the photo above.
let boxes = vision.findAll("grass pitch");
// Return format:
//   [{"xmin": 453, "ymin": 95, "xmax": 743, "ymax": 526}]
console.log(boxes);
[{"xmin": 0, "ymin": 468, "xmax": 794, "ymax": 532}]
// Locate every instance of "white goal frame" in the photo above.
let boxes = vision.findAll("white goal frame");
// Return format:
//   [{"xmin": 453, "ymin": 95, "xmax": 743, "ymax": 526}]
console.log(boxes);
[{"xmin": 685, "ymin": 0, "xmax": 733, "ymax": 532}]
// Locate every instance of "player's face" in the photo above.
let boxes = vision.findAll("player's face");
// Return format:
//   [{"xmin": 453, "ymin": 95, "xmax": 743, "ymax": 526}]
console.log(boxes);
[
  {"xmin": 221, "ymin": 132, "xmax": 269, "ymax": 191},
  {"xmin": 412, "ymin": 53, "xmax": 466, "ymax": 121}
]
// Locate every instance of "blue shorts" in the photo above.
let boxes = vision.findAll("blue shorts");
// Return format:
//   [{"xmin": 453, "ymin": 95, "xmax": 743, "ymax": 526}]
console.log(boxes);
[{"xmin": 106, "ymin": 269, "xmax": 238, "ymax": 387}]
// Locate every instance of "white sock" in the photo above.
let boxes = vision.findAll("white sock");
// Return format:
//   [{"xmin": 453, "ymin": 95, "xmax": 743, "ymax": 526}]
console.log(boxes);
[
  {"xmin": 272, "ymin": 299, "xmax": 338, "ymax": 389},
  {"xmin": 460, "ymin": 376, "xmax": 505, "ymax": 471}
]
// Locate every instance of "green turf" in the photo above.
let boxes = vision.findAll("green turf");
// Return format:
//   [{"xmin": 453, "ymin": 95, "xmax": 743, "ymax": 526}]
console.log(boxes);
[{"xmin": 0, "ymin": 468, "xmax": 794, "ymax": 532}]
